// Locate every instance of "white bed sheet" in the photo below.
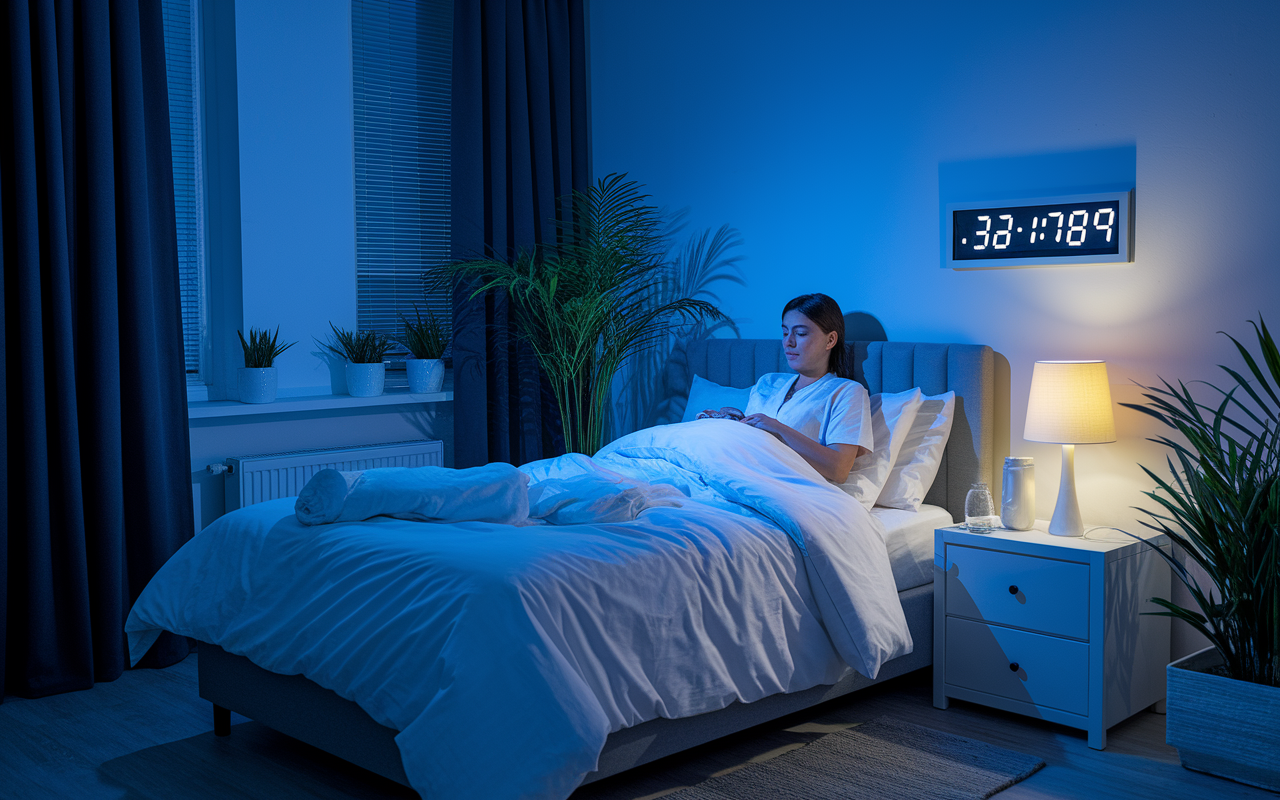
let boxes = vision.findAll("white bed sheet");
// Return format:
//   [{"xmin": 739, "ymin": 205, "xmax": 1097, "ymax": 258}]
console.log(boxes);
[
  {"xmin": 126, "ymin": 420, "xmax": 912, "ymax": 800},
  {"xmin": 873, "ymin": 503, "xmax": 955, "ymax": 592}
]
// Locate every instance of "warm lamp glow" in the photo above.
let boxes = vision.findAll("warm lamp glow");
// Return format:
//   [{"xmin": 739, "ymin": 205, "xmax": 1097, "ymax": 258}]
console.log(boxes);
[
  {"xmin": 1025, "ymin": 361, "xmax": 1116, "ymax": 444},
  {"xmin": 1024, "ymin": 360, "xmax": 1116, "ymax": 537}
]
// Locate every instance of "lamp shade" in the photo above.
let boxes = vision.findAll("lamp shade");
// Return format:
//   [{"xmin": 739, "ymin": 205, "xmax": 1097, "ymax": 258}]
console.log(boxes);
[{"xmin": 1024, "ymin": 360, "xmax": 1116, "ymax": 444}]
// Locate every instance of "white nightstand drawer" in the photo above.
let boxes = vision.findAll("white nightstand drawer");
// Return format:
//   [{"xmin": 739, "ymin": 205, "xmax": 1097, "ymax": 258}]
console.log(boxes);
[
  {"xmin": 945, "ymin": 617, "xmax": 1089, "ymax": 716},
  {"xmin": 945, "ymin": 545, "xmax": 1089, "ymax": 639}
]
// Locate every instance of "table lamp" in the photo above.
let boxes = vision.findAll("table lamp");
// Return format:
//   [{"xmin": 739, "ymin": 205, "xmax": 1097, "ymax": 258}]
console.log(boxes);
[{"xmin": 1023, "ymin": 360, "xmax": 1116, "ymax": 537}]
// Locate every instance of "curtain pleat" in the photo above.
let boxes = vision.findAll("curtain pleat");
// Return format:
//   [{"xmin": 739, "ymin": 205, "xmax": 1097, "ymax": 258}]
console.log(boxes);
[
  {"xmin": 451, "ymin": 0, "xmax": 589, "ymax": 467},
  {"xmin": 1, "ymin": 0, "xmax": 194, "ymax": 701}
]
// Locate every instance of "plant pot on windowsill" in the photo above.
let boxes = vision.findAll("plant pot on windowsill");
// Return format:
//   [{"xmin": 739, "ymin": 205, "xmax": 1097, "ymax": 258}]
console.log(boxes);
[
  {"xmin": 405, "ymin": 358, "xmax": 444, "ymax": 393},
  {"xmin": 1166, "ymin": 646, "xmax": 1280, "ymax": 792},
  {"xmin": 345, "ymin": 361, "xmax": 386, "ymax": 397},
  {"xmin": 326, "ymin": 324, "xmax": 394, "ymax": 399},
  {"xmin": 399, "ymin": 307, "xmax": 449, "ymax": 395},
  {"xmin": 238, "ymin": 367, "xmax": 278, "ymax": 404},
  {"xmin": 237, "ymin": 327, "xmax": 295, "ymax": 404}
]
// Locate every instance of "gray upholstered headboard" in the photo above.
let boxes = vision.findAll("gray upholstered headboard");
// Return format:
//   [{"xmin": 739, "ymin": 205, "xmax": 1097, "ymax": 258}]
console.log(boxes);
[{"xmin": 682, "ymin": 339, "xmax": 996, "ymax": 521}]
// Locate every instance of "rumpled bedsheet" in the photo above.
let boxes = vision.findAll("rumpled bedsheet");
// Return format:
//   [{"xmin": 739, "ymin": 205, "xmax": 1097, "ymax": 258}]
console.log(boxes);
[{"xmin": 126, "ymin": 419, "xmax": 911, "ymax": 800}]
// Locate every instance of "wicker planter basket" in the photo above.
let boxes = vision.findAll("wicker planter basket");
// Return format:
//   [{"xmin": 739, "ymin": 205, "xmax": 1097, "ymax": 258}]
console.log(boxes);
[{"xmin": 1166, "ymin": 646, "xmax": 1280, "ymax": 792}]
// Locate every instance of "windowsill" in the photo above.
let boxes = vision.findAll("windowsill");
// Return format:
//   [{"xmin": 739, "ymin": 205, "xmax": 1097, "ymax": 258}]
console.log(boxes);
[{"xmin": 188, "ymin": 386, "xmax": 453, "ymax": 420}]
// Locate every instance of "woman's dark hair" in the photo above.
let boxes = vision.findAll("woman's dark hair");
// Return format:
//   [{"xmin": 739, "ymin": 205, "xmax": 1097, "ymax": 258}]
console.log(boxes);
[{"xmin": 783, "ymin": 293, "xmax": 850, "ymax": 378}]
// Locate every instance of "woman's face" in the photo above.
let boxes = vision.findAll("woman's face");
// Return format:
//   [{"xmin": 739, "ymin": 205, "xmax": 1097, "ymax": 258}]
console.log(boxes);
[{"xmin": 782, "ymin": 309, "xmax": 837, "ymax": 376}]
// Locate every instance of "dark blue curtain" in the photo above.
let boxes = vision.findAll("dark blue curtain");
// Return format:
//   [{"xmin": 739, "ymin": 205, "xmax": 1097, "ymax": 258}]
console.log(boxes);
[
  {"xmin": 1, "ymin": 0, "xmax": 194, "ymax": 700},
  {"xmin": 451, "ymin": 0, "xmax": 590, "ymax": 468}
]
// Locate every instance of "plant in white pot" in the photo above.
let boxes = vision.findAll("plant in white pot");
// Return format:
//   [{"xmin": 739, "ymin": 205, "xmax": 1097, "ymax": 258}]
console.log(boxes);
[
  {"xmin": 236, "ymin": 327, "xmax": 295, "ymax": 404},
  {"xmin": 400, "ymin": 306, "xmax": 448, "ymax": 394},
  {"xmin": 326, "ymin": 324, "xmax": 394, "ymax": 398},
  {"xmin": 1124, "ymin": 316, "xmax": 1278, "ymax": 792}
]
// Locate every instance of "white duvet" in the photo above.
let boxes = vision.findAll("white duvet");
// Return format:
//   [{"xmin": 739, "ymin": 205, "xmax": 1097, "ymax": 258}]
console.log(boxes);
[{"xmin": 126, "ymin": 420, "xmax": 911, "ymax": 800}]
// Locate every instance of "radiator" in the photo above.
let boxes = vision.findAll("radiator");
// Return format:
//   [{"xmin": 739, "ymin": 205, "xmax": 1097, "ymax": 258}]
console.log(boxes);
[{"xmin": 221, "ymin": 439, "xmax": 445, "ymax": 511}]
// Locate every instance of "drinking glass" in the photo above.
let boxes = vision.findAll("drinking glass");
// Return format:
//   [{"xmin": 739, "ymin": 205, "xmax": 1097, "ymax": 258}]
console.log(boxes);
[{"xmin": 965, "ymin": 483, "xmax": 997, "ymax": 533}]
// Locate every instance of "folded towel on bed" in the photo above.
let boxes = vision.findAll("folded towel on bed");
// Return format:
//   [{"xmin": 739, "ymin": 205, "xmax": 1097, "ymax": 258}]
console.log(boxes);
[{"xmin": 294, "ymin": 463, "xmax": 530, "ymax": 526}]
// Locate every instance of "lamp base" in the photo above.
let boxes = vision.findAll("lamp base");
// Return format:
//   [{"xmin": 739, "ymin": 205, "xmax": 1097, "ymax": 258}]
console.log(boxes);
[{"xmin": 1048, "ymin": 444, "xmax": 1084, "ymax": 537}]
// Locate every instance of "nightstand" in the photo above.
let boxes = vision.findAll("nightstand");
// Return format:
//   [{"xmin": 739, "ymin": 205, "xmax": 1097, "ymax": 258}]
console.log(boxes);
[{"xmin": 932, "ymin": 522, "xmax": 1170, "ymax": 749}]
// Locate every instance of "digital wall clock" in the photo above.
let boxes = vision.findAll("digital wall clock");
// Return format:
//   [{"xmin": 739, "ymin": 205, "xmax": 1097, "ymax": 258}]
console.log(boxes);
[{"xmin": 945, "ymin": 190, "xmax": 1133, "ymax": 269}]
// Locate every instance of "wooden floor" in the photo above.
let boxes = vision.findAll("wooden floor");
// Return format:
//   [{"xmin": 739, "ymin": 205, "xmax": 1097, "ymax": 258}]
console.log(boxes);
[{"xmin": 1, "ymin": 650, "xmax": 1271, "ymax": 800}]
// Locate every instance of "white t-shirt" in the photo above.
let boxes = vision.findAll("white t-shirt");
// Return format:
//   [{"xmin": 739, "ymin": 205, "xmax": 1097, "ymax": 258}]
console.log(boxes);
[{"xmin": 745, "ymin": 372, "xmax": 873, "ymax": 451}]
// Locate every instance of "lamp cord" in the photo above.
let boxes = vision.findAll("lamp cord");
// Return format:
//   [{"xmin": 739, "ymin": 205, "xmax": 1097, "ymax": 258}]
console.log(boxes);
[{"xmin": 1081, "ymin": 525, "xmax": 1140, "ymax": 543}]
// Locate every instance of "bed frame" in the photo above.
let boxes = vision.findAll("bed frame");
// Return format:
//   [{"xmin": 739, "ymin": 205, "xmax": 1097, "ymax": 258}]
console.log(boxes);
[{"xmin": 197, "ymin": 340, "xmax": 997, "ymax": 789}]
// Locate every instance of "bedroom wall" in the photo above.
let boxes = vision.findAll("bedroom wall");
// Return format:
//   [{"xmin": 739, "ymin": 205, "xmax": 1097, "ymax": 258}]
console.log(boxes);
[
  {"xmin": 185, "ymin": 0, "xmax": 452, "ymax": 532},
  {"xmin": 590, "ymin": 0, "xmax": 1280, "ymax": 656}
]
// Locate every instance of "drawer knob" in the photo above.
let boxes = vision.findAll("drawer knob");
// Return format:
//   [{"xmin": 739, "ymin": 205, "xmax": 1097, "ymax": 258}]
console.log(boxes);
[
  {"xmin": 1009, "ymin": 662, "xmax": 1020, "ymax": 672},
  {"xmin": 1008, "ymin": 585, "xmax": 1019, "ymax": 595}
]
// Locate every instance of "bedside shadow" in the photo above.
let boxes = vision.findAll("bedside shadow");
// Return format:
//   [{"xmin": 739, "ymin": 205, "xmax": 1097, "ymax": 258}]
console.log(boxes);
[{"xmin": 97, "ymin": 722, "xmax": 417, "ymax": 800}]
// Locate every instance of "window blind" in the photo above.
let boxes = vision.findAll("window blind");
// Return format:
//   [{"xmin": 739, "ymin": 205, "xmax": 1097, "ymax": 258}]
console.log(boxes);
[
  {"xmin": 353, "ymin": 0, "xmax": 453, "ymax": 344},
  {"xmin": 161, "ymin": 0, "xmax": 204, "ymax": 378}
]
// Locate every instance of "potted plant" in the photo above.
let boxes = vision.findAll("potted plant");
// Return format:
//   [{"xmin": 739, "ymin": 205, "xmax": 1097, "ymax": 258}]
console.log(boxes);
[
  {"xmin": 400, "ymin": 306, "xmax": 448, "ymax": 394},
  {"xmin": 1123, "ymin": 316, "xmax": 1279, "ymax": 792},
  {"xmin": 236, "ymin": 327, "xmax": 295, "ymax": 404},
  {"xmin": 437, "ymin": 174, "xmax": 722, "ymax": 455},
  {"xmin": 325, "ymin": 323, "xmax": 394, "ymax": 398}
]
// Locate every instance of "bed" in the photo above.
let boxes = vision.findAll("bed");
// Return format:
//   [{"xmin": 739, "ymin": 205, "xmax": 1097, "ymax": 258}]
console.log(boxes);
[{"xmin": 130, "ymin": 339, "xmax": 996, "ymax": 798}]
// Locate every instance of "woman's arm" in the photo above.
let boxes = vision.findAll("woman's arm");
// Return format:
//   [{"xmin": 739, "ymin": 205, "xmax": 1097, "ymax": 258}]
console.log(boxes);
[{"xmin": 739, "ymin": 413, "xmax": 867, "ymax": 483}]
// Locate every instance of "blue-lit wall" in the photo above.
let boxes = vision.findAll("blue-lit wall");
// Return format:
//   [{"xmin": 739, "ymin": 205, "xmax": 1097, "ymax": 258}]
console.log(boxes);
[{"xmin": 591, "ymin": 0, "xmax": 1280, "ymax": 539}]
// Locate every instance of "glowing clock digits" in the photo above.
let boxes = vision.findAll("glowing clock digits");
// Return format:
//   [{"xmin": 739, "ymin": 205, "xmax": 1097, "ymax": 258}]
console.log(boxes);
[
  {"xmin": 1093, "ymin": 208, "xmax": 1115, "ymax": 242},
  {"xmin": 1067, "ymin": 210, "xmax": 1088, "ymax": 246},
  {"xmin": 993, "ymin": 215, "xmax": 1014, "ymax": 249},
  {"xmin": 1029, "ymin": 216, "xmax": 1039, "ymax": 243},
  {"xmin": 974, "ymin": 215, "xmax": 991, "ymax": 250},
  {"xmin": 1048, "ymin": 212, "xmax": 1064, "ymax": 242}
]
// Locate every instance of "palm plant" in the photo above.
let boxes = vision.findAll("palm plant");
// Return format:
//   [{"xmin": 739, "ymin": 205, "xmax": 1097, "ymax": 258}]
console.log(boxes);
[
  {"xmin": 237, "ymin": 327, "xmax": 295, "ymax": 368},
  {"xmin": 436, "ymin": 174, "xmax": 723, "ymax": 456},
  {"xmin": 325, "ymin": 323, "xmax": 395, "ymax": 364},
  {"xmin": 612, "ymin": 222, "xmax": 745, "ymax": 435},
  {"xmin": 1123, "ymin": 316, "xmax": 1279, "ymax": 686}
]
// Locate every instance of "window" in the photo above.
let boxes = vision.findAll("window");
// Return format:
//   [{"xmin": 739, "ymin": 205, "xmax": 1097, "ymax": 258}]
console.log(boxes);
[
  {"xmin": 161, "ymin": 0, "xmax": 207, "ymax": 383},
  {"xmin": 352, "ymin": 0, "xmax": 453, "ymax": 343}
]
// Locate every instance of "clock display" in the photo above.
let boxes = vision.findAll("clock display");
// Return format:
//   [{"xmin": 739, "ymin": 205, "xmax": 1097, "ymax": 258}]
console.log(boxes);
[
  {"xmin": 944, "ymin": 191, "xmax": 1132, "ymax": 269},
  {"xmin": 953, "ymin": 200, "xmax": 1120, "ymax": 260}
]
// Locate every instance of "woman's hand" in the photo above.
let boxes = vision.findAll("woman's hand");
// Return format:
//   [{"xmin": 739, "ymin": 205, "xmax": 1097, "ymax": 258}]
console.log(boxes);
[
  {"xmin": 741, "ymin": 414, "xmax": 859, "ymax": 483},
  {"xmin": 696, "ymin": 407, "xmax": 745, "ymax": 421},
  {"xmin": 739, "ymin": 413, "xmax": 783, "ymax": 437}
]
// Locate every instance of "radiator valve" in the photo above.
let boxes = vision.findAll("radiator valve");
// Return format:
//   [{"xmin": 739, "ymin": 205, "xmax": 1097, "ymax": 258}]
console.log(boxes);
[{"xmin": 206, "ymin": 463, "xmax": 233, "ymax": 475}]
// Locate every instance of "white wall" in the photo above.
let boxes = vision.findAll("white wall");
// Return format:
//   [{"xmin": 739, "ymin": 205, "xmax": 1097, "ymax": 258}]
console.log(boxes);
[{"xmin": 591, "ymin": 0, "xmax": 1280, "ymax": 654}]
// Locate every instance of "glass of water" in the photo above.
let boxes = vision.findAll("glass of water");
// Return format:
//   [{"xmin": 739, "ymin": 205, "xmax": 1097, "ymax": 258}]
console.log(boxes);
[{"xmin": 965, "ymin": 483, "xmax": 997, "ymax": 533}]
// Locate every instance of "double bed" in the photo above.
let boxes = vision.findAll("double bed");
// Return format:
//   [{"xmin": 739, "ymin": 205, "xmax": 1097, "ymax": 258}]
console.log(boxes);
[{"xmin": 129, "ymin": 338, "xmax": 996, "ymax": 798}]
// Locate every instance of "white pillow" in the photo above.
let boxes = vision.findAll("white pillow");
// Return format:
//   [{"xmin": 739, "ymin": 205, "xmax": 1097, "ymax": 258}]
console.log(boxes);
[
  {"xmin": 839, "ymin": 388, "xmax": 923, "ymax": 509},
  {"xmin": 680, "ymin": 374, "xmax": 751, "ymax": 423},
  {"xmin": 876, "ymin": 391, "xmax": 956, "ymax": 512}
]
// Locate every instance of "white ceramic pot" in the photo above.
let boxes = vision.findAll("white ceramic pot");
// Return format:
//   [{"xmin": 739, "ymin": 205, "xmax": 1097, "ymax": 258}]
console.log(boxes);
[
  {"xmin": 406, "ymin": 358, "xmax": 445, "ymax": 393},
  {"xmin": 238, "ymin": 367, "xmax": 278, "ymax": 404},
  {"xmin": 1166, "ymin": 646, "xmax": 1280, "ymax": 792},
  {"xmin": 345, "ymin": 362, "xmax": 386, "ymax": 397}
]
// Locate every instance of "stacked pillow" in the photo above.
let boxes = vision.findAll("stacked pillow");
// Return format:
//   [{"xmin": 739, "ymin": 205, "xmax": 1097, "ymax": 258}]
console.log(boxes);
[
  {"xmin": 875, "ymin": 391, "xmax": 956, "ymax": 511},
  {"xmin": 838, "ymin": 388, "xmax": 923, "ymax": 509},
  {"xmin": 681, "ymin": 374, "xmax": 751, "ymax": 422}
]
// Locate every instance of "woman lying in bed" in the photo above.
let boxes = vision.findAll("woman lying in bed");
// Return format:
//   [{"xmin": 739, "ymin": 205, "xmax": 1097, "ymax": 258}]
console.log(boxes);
[{"xmin": 697, "ymin": 293, "xmax": 872, "ymax": 483}]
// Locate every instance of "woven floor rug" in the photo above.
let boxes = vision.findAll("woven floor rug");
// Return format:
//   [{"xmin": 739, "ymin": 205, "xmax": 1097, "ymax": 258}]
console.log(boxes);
[{"xmin": 665, "ymin": 716, "xmax": 1045, "ymax": 800}]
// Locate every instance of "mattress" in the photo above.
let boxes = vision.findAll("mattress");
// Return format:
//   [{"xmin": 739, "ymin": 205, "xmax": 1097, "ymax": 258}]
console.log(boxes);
[{"xmin": 874, "ymin": 503, "xmax": 954, "ymax": 592}]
